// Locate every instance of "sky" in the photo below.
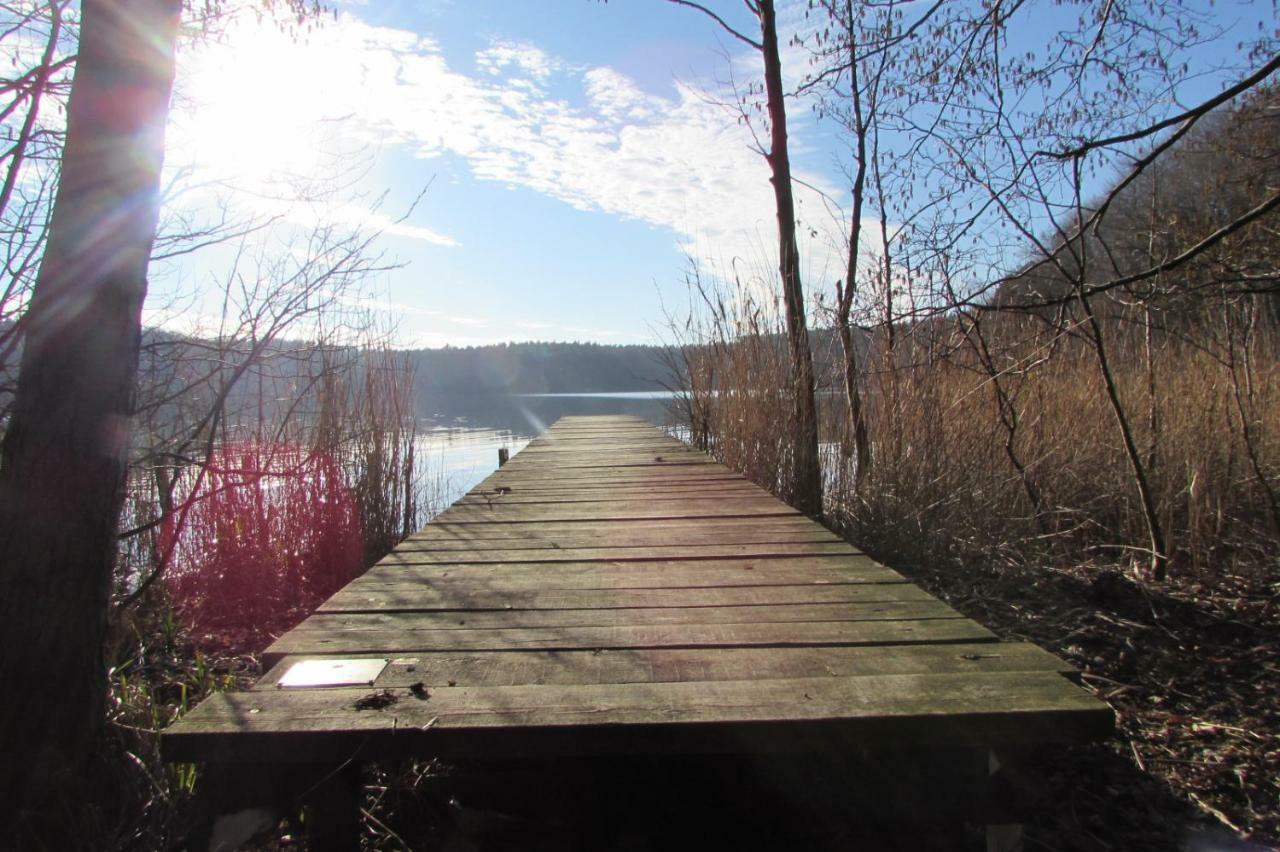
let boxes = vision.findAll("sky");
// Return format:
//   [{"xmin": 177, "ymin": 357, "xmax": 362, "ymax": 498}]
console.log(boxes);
[
  {"xmin": 152, "ymin": 0, "xmax": 849, "ymax": 349},
  {"xmin": 148, "ymin": 0, "xmax": 1275, "ymax": 349}
]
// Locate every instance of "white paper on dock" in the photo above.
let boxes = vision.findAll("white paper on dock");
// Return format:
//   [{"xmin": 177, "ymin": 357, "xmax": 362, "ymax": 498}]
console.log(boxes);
[{"xmin": 277, "ymin": 658, "xmax": 388, "ymax": 688}]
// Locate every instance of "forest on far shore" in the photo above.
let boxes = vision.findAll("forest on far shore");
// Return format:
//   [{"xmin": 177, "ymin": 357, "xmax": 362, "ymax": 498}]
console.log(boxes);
[{"xmin": 406, "ymin": 341, "xmax": 675, "ymax": 394}]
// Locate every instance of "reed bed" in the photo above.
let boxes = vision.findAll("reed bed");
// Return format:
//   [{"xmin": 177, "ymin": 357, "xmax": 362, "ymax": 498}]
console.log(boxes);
[{"xmin": 677, "ymin": 282, "xmax": 1279, "ymax": 578}]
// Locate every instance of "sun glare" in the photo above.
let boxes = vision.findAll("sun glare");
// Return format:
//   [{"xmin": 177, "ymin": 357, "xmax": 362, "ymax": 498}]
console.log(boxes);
[{"xmin": 169, "ymin": 14, "xmax": 341, "ymax": 193}]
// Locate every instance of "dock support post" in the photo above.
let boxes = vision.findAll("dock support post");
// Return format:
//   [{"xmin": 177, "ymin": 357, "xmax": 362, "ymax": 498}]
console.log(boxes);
[
  {"xmin": 303, "ymin": 761, "xmax": 364, "ymax": 852},
  {"xmin": 983, "ymin": 748, "xmax": 1030, "ymax": 852},
  {"xmin": 498, "ymin": 447, "xmax": 509, "ymax": 466}
]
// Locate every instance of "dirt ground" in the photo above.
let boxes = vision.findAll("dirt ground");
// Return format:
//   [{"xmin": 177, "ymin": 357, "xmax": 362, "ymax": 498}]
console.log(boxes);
[{"xmin": 893, "ymin": 554, "xmax": 1280, "ymax": 851}]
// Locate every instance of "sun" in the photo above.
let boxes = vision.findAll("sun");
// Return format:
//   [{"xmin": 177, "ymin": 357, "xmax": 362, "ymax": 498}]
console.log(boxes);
[{"xmin": 167, "ymin": 12, "xmax": 342, "ymax": 195}]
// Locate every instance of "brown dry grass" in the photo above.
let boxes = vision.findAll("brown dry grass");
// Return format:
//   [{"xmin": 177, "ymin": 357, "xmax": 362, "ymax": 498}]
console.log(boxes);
[{"xmin": 838, "ymin": 324, "xmax": 1279, "ymax": 576}]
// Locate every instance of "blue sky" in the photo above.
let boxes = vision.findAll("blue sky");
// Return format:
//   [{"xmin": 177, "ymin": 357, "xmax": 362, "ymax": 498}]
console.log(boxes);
[{"xmin": 149, "ymin": 0, "xmax": 1275, "ymax": 348}]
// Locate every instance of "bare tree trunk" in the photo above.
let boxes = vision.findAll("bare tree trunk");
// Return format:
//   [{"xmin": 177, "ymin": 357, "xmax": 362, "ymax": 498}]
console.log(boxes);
[
  {"xmin": 1077, "ymin": 289, "xmax": 1170, "ymax": 579},
  {"xmin": 759, "ymin": 0, "xmax": 823, "ymax": 517},
  {"xmin": 664, "ymin": 0, "xmax": 822, "ymax": 514},
  {"xmin": 0, "ymin": 0, "xmax": 181, "ymax": 836},
  {"xmin": 834, "ymin": 0, "xmax": 872, "ymax": 491}
]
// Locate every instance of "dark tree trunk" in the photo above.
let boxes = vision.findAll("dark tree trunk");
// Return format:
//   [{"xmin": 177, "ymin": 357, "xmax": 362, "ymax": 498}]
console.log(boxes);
[
  {"xmin": 759, "ymin": 0, "xmax": 823, "ymax": 517},
  {"xmin": 0, "ymin": 0, "xmax": 181, "ymax": 837}
]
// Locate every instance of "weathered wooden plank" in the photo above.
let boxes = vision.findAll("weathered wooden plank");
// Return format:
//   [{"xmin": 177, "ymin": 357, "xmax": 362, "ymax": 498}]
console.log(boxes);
[
  {"xmin": 454, "ymin": 486, "xmax": 771, "ymax": 505},
  {"xmin": 480, "ymin": 464, "xmax": 737, "ymax": 480},
  {"xmin": 363, "ymin": 553, "xmax": 885, "ymax": 572},
  {"xmin": 405, "ymin": 532, "xmax": 841, "ymax": 551},
  {"xmin": 373, "ymin": 542, "xmax": 858, "ymax": 564},
  {"xmin": 317, "ymin": 582, "xmax": 935, "ymax": 613},
  {"xmin": 522, "ymin": 432, "xmax": 669, "ymax": 440},
  {"xmin": 436, "ymin": 500, "xmax": 795, "ymax": 515},
  {"xmin": 451, "ymin": 493, "xmax": 779, "ymax": 508},
  {"xmin": 491, "ymin": 452, "xmax": 722, "ymax": 463},
  {"xmin": 412, "ymin": 516, "xmax": 822, "ymax": 532},
  {"xmin": 409, "ymin": 520, "xmax": 835, "ymax": 539},
  {"xmin": 421, "ymin": 516, "xmax": 816, "ymax": 530},
  {"xmin": 520, "ymin": 432, "xmax": 683, "ymax": 441},
  {"xmin": 335, "ymin": 575, "xmax": 908, "ymax": 601},
  {"xmin": 512, "ymin": 449, "xmax": 704, "ymax": 458},
  {"xmin": 434, "ymin": 501, "xmax": 799, "ymax": 523},
  {"xmin": 507, "ymin": 445, "xmax": 706, "ymax": 455},
  {"xmin": 440, "ymin": 493, "xmax": 783, "ymax": 506},
  {"xmin": 456, "ymin": 489, "xmax": 767, "ymax": 502},
  {"xmin": 465, "ymin": 477, "xmax": 761, "ymax": 490},
  {"xmin": 445, "ymin": 493, "xmax": 793, "ymax": 506},
  {"xmin": 263, "ymin": 618, "xmax": 996, "ymax": 662},
  {"xmin": 354, "ymin": 557, "xmax": 903, "ymax": 588},
  {"xmin": 406, "ymin": 520, "xmax": 839, "ymax": 547},
  {"xmin": 476, "ymin": 474, "xmax": 748, "ymax": 490},
  {"xmin": 289, "ymin": 601, "xmax": 962, "ymax": 636},
  {"xmin": 164, "ymin": 670, "xmax": 1112, "ymax": 762},
  {"xmin": 506, "ymin": 457, "xmax": 713, "ymax": 469},
  {"xmin": 408, "ymin": 527, "xmax": 840, "ymax": 543},
  {"xmin": 502, "ymin": 460, "xmax": 717, "ymax": 472},
  {"xmin": 466, "ymin": 478, "xmax": 755, "ymax": 492},
  {"xmin": 476, "ymin": 477, "xmax": 751, "ymax": 492},
  {"xmin": 351, "ymin": 563, "xmax": 907, "ymax": 591},
  {"xmin": 256, "ymin": 642, "xmax": 1078, "ymax": 691},
  {"xmin": 508, "ymin": 454, "xmax": 708, "ymax": 465}
]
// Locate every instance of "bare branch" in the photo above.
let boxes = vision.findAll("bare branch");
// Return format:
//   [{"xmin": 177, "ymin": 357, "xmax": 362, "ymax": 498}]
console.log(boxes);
[{"xmin": 665, "ymin": 0, "xmax": 762, "ymax": 51}]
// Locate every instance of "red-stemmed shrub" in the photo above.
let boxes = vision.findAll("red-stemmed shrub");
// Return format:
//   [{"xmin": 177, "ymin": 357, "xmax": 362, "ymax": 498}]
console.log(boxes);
[{"xmin": 161, "ymin": 442, "xmax": 364, "ymax": 653}]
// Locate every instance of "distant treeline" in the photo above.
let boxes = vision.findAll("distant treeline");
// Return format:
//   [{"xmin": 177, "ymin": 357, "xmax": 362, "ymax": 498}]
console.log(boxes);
[{"xmin": 406, "ymin": 341, "xmax": 680, "ymax": 394}]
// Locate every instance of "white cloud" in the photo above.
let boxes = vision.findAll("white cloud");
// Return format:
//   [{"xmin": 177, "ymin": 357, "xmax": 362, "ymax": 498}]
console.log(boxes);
[
  {"xmin": 167, "ymin": 10, "xmax": 845, "ymax": 287},
  {"xmin": 445, "ymin": 314, "xmax": 488, "ymax": 328},
  {"xmin": 475, "ymin": 40, "xmax": 560, "ymax": 82},
  {"xmin": 321, "ymin": 204, "xmax": 459, "ymax": 247}
]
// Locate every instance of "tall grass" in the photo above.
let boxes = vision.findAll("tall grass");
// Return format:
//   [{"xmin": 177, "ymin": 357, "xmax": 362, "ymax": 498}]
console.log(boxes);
[
  {"xmin": 676, "ymin": 274, "xmax": 1279, "ymax": 579},
  {"xmin": 674, "ymin": 271, "xmax": 822, "ymax": 510}
]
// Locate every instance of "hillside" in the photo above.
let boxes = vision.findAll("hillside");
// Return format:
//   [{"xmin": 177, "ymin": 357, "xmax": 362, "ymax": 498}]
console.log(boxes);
[{"xmin": 407, "ymin": 341, "xmax": 679, "ymax": 394}]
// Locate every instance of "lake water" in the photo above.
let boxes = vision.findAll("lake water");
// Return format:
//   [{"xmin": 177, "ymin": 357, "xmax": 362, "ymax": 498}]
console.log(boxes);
[{"xmin": 415, "ymin": 391, "xmax": 684, "ymax": 510}]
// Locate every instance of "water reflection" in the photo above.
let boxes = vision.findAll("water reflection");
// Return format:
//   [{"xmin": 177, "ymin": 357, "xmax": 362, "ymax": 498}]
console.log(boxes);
[{"xmin": 415, "ymin": 391, "xmax": 681, "ymax": 508}]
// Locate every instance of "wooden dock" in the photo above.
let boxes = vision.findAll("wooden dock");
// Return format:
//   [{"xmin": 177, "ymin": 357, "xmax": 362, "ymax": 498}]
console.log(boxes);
[{"xmin": 164, "ymin": 415, "xmax": 1111, "ymax": 843}]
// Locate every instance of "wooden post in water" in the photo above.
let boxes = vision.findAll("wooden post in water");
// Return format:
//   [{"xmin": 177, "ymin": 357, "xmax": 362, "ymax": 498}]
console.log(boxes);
[{"xmin": 498, "ymin": 447, "xmax": 509, "ymax": 467}]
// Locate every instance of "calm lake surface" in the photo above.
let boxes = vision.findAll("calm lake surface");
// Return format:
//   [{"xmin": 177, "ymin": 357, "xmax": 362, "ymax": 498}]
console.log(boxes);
[{"xmin": 415, "ymin": 391, "xmax": 684, "ymax": 510}]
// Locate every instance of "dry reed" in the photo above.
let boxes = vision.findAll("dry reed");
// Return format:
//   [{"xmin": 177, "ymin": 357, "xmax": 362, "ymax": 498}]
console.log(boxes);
[{"xmin": 676, "ymin": 275, "xmax": 1279, "ymax": 579}]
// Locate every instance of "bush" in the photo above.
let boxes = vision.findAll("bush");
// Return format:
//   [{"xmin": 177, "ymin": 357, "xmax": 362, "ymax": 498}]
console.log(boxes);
[{"xmin": 161, "ymin": 442, "xmax": 364, "ymax": 652}]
